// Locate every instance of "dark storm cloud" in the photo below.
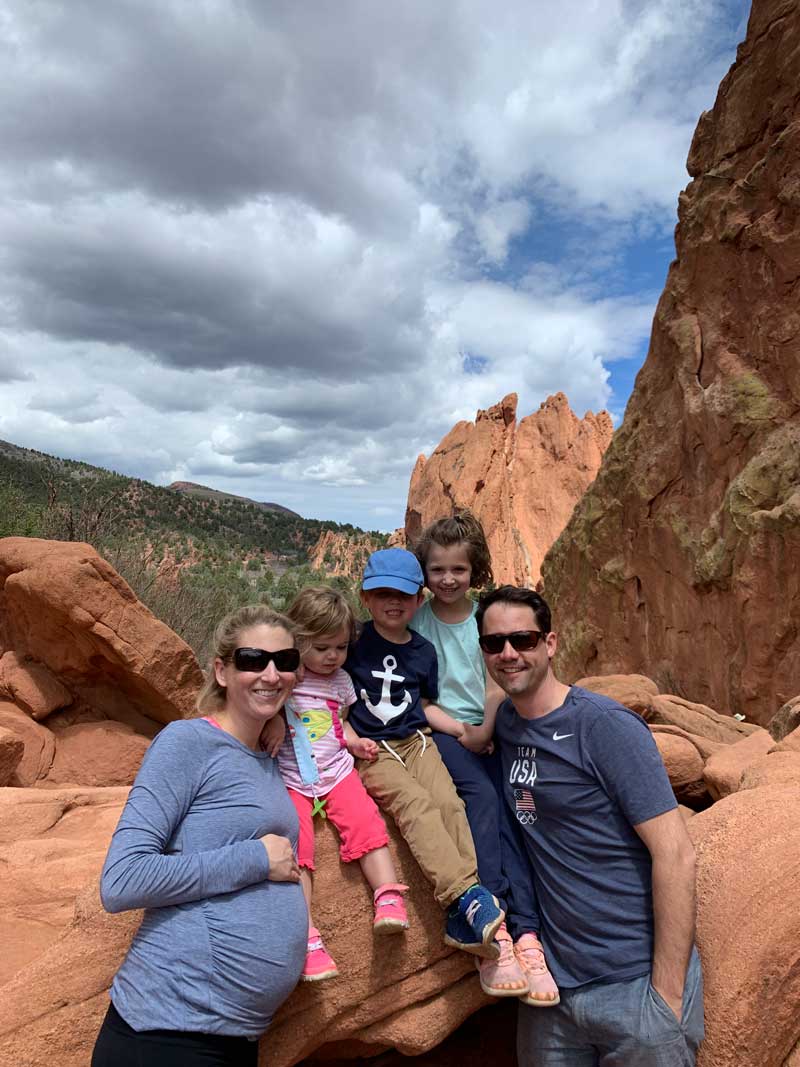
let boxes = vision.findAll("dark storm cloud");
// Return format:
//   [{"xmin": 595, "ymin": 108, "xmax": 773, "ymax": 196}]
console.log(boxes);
[
  {"xmin": 1, "ymin": 1, "xmax": 459, "ymax": 228},
  {"xmin": 3, "ymin": 210, "xmax": 427, "ymax": 375}
]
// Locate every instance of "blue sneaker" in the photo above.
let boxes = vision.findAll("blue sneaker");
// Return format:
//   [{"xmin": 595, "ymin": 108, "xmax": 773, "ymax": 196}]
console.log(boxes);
[{"xmin": 443, "ymin": 886, "xmax": 505, "ymax": 959}]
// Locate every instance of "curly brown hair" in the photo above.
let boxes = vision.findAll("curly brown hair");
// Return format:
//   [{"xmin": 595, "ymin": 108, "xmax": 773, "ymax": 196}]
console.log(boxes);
[{"xmin": 413, "ymin": 510, "xmax": 493, "ymax": 590}]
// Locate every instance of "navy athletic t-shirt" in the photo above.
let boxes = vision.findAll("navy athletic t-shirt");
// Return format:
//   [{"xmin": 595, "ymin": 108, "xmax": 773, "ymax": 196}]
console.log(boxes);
[
  {"xmin": 345, "ymin": 622, "xmax": 438, "ymax": 741},
  {"xmin": 494, "ymin": 685, "xmax": 677, "ymax": 989}
]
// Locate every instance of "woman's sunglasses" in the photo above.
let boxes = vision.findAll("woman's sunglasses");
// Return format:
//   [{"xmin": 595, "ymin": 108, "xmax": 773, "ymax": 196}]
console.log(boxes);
[
  {"xmin": 478, "ymin": 630, "xmax": 548, "ymax": 655},
  {"xmin": 232, "ymin": 647, "xmax": 301, "ymax": 672}
]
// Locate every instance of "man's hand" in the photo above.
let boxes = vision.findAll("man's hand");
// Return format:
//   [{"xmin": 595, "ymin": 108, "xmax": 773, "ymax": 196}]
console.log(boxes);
[
  {"xmin": 260, "ymin": 713, "xmax": 286, "ymax": 757},
  {"xmin": 652, "ymin": 982, "xmax": 683, "ymax": 1021},
  {"xmin": 348, "ymin": 736, "xmax": 379, "ymax": 761},
  {"xmin": 459, "ymin": 723, "xmax": 493, "ymax": 754},
  {"xmin": 260, "ymin": 834, "xmax": 301, "ymax": 882}
]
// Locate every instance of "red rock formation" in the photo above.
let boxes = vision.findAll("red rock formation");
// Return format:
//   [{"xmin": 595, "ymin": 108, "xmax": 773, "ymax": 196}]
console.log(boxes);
[
  {"xmin": 690, "ymin": 783, "xmax": 800, "ymax": 1066},
  {"xmin": 307, "ymin": 529, "xmax": 383, "ymax": 581},
  {"xmin": 0, "ymin": 537, "xmax": 203, "ymax": 728},
  {"xmin": 542, "ymin": 0, "xmax": 800, "ymax": 727},
  {"xmin": 404, "ymin": 393, "xmax": 612, "ymax": 586}
]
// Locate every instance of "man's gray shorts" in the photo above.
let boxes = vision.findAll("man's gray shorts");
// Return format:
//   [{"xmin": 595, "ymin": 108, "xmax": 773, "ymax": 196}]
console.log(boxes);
[{"xmin": 518, "ymin": 949, "xmax": 704, "ymax": 1066}]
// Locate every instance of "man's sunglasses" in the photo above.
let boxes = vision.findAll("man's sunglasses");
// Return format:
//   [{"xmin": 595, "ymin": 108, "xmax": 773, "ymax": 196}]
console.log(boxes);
[
  {"xmin": 232, "ymin": 647, "xmax": 301, "ymax": 672},
  {"xmin": 478, "ymin": 630, "xmax": 548, "ymax": 655}
]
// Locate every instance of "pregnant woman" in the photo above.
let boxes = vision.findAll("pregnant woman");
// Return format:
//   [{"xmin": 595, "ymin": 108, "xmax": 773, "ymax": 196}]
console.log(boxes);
[{"xmin": 92, "ymin": 604, "xmax": 308, "ymax": 1067}]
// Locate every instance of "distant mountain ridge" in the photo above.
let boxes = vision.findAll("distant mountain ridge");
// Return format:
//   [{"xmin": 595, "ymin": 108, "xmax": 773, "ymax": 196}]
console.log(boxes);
[
  {"xmin": 168, "ymin": 480, "xmax": 300, "ymax": 518},
  {"xmin": 0, "ymin": 438, "xmax": 384, "ymax": 564}
]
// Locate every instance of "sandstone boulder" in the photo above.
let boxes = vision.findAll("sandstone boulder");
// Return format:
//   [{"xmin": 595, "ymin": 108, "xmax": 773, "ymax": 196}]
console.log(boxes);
[
  {"xmin": 574, "ymin": 674, "xmax": 659, "ymax": 716},
  {"xmin": 739, "ymin": 750, "xmax": 800, "ymax": 790},
  {"xmin": 46, "ymin": 722, "xmax": 150, "ymax": 787},
  {"xmin": 0, "ymin": 538, "xmax": 204, "ymax": 728},
  {"xmin": 0, "ymin": 805, "xmax": 492, "ymax": 1067},
  {"xmin": 768, "ymin": 694, "xmax": 800, "ymax": 741},
  {"xmin": 542, "ymin": 0, "xmax": 800, "ymax": 727},
  {"xmin": 0, "ymin": 700, "xmax": 56, "ymax": 785},
  {"xmin": 651, "ymin": 729, "xmax": 710, "ymax": 807},
  {"xmin": 405, "ymin": 393, "xmax": 612, "ymax": 586},
  {"xmin": 690, "ymin": 782, "xmax": 800, "ymax": 1066},
  {"xmin": 0, "ymin": 786, "xmax": 129, "ymax": 986},
  {"xmin": 646, "ymin": 695, "xmax": 757, "ymax": 744},
  {"xmin": 702, "ymin": 727, "xmax": 775, "ymax": 800},
  {"xmin": 0, "ymin": 652, "xmax": 73, "ymax": 720},
  {"xmin": 0, "ymin": 725, "xmax": 24, "ymax": 786}
]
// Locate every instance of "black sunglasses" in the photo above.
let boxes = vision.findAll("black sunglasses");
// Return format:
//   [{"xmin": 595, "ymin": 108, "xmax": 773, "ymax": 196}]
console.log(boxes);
[
  {"xmin": 478, "ymin": 630, "xmax": 548, "ymax": 655},
  {"xmin": 232, "ymin": 647, "xmax": 301, "ymax": 672}
]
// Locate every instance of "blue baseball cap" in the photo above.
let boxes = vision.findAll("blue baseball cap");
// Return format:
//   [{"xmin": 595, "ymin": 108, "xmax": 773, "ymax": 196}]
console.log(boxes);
[{"xmin": 362, "ymin": 548, "xmax": 424, "ymax": 595}]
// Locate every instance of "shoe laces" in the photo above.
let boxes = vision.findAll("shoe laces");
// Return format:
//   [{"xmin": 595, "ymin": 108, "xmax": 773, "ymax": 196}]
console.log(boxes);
[{"xmin": 516, "ymin": 934, "xmax": 547, "ymax": 974}]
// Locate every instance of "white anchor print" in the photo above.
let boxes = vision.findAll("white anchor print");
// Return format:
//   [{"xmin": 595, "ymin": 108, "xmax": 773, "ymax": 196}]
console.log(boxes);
[{"xmin": 361, "ymin": 655, "xmax": 411, "ymax": 724}]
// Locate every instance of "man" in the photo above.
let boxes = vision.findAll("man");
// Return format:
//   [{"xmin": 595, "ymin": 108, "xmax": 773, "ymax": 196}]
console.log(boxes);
[{"xmin": 476, "ymin": 585, "xmax": 704, "ymax": 1067}]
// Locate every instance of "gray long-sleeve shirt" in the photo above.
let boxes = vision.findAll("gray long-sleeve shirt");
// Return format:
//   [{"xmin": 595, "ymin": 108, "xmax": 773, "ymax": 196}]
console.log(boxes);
[{"xmin": 101, "ymin": 717, "xmax": 307, "ymax": 1037}]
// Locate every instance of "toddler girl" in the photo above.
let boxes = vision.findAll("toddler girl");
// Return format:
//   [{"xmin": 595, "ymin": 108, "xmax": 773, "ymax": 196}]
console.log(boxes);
[
  {"xmin": 412, "ymin": 512, "xmax": 559, "ymax": 1006},
  {"xmin": 270, "ymin": 585, "xmax": 408, "ymax": 982}
]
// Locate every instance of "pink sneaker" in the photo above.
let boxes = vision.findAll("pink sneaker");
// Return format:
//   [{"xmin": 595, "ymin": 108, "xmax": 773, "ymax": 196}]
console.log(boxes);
[
  {"xmin": 477, "ymin": 923, "xmax": 529, "ymax": 997},
  {"xmin": 301, "ymin": 927, "xmax": 339, "ymax": 982},
  {"xmin": 373, "ymin": 882, "xmax": 409, "ymax": 934},
  {"xmin": 514, "ymin": 933, "xmax": 560, "ymax": 1006}
]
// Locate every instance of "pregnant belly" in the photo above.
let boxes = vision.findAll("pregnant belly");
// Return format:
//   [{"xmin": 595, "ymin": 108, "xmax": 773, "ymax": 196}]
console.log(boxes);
[{"xmin": 203, "ymin": 880, "xmax": 307, "ymax": 1016}]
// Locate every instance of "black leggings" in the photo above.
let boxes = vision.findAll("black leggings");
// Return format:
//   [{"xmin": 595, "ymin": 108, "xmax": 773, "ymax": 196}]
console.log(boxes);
[{"xmin": 92, "ymin": 1003, "xmax": 259, "ymax": 1067}]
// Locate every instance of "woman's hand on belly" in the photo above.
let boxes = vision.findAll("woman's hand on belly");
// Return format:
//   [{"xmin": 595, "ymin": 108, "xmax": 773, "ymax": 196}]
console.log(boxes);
[{"xmin": 260, "ymin": 834, "xmax": 301, "ymax": 882}]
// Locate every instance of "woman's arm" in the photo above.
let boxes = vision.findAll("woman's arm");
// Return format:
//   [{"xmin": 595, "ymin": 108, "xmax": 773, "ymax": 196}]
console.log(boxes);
[{"xmin": 100, "ymin": 723, "xmax": 271, "ymax": 913}]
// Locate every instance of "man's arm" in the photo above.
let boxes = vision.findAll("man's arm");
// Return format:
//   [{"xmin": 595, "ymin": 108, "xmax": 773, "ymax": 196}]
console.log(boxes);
[{"xmin": 634, "ymin": 807, "xmax": 696, "ymax": 1019}]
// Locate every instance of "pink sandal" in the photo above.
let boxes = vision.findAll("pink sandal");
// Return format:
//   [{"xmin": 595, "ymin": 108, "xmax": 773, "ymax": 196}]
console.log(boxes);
[
  {"xmin": 514, "ymin": 932, "xmax": 560, "ymax": 1006},
  {"xmin": 477, "ymin": 923, "xmax": 529, "ymax": 996}
]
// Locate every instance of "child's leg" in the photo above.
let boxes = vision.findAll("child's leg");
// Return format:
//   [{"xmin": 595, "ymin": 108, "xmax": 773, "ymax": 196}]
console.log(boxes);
[
  {"xmin": 483, "ymin": 749, "xmax": 559, "ymax": 1005},
  {"xmin": 358, "ymin": 738, "xmax": 476, "ymax": 908},
  {"xmin": 432, "ymin": 732, "xmax": 513, "ymax": 909},
  {"xmin": 322, "ymin": 769, "xmax": 409, "ymax": 933},
  {"xmin": 400, "ymin": 735, "xmax": 504, "ymax": 954},
  {"xmin": 286, "ymin": 789, "xmax": 338, "ymax": 982},
  {"xmin": 433, "ymin": 733, "xmax": 528, "ymax": 995}
]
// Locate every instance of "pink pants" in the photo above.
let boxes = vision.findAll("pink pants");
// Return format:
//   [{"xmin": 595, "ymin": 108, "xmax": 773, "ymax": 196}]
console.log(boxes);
[{"xmin": 288, "ymin": 769, "xmax": 389, "ymax": 870}]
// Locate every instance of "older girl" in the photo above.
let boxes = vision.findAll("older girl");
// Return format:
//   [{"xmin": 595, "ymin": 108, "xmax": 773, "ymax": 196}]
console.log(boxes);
[{"xmin": 92, "ymin": 605, "xmax": 307, "ymax": 1067}]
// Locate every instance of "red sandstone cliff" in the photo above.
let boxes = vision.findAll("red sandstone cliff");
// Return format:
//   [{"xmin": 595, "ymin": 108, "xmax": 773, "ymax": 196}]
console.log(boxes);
[
  {"xmin": 307, "ymin": 529, "xmax": 384, "ymax": 580},
  {"xmin": 404, "ymin": 393, "xmax": 612, "ymax": 585},
  {"xmin": 542, "ymin": 0, "xmax": 800, "ymax": 727}
]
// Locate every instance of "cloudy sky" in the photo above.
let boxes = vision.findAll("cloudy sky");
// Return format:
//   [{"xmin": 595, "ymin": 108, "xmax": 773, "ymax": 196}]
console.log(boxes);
[{"xmin": 0, "ymin": 0, "xmax": 750, "ymax": 530}]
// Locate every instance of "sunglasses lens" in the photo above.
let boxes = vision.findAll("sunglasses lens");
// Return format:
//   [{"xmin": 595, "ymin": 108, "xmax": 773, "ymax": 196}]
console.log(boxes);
[
  {"xmin": 272, "ymin": 648, "xmax": 301, "ymax": 672},
  {"xmin": 233, "ymin": 647, "xmax": 300, "ymax": 672},
  {"xmin": 234, "ymin": 648, "xmax": 268, "ymax": 671},
  {"xmin": 479, "ymin": 631, "xmax": 544, "ymax": 653}
]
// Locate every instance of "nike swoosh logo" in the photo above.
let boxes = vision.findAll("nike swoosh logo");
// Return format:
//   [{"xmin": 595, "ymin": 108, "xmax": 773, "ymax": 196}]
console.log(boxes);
[{"xmin": 552, "ymin": 731, "xmax": 574, "ymax": 741}]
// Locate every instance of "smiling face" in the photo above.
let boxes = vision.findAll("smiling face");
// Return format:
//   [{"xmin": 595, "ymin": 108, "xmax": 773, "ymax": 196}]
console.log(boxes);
[
  {"xmin": 214, "ymin": 623, "xmax": 298, "ymax": 727},
  {"xmin": 424, "ymin": 542, "xmax": 472, "ymax": 605},
  {"xmin": 361, "ymin": 586, "xmax": 423, "ymax": 641},
  {"xmin": 302, "ymin": 625, "xmax": 350, "ymax": 676},
  {"xmin": 480, "ymin": 602, "xmax": 557, "ymax": 700}
]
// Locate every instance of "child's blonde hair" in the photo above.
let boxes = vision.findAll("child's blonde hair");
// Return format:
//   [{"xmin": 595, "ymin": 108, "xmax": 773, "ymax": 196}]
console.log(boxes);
[
  {"xmin": 413, "ymin": 510, "xmax": 493, "ymax": 590},
  {"xmin": 196, "ymin": 603, "xmax": 297, "ymax": 712},
  {"xmin": 286, "ymin": 585, "xmax": 356, "ymax": 651}
]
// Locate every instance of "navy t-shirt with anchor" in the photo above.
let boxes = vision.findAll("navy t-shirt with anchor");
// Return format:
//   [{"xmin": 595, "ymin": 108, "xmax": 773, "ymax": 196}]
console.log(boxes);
[{"xmin": 345, "ymin": 621, "xmax": 438, "ymax": 740}]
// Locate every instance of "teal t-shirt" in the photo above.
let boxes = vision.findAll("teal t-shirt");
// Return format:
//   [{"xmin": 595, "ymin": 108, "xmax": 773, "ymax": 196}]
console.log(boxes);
[{"xmin": 411, "ymin": 598, "xmax": 485, "ymax": 724}]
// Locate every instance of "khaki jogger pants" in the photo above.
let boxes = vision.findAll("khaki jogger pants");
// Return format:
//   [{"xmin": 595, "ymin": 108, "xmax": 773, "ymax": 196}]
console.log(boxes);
[{"xmin": 357, "ymin": 730, "xmax": 478, "ymax": 908}]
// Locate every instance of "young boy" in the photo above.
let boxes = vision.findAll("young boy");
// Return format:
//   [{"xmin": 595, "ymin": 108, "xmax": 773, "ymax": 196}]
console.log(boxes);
[{"xmin": 344, "ymin": 547, "xmax": 504, "ymax": 958}]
